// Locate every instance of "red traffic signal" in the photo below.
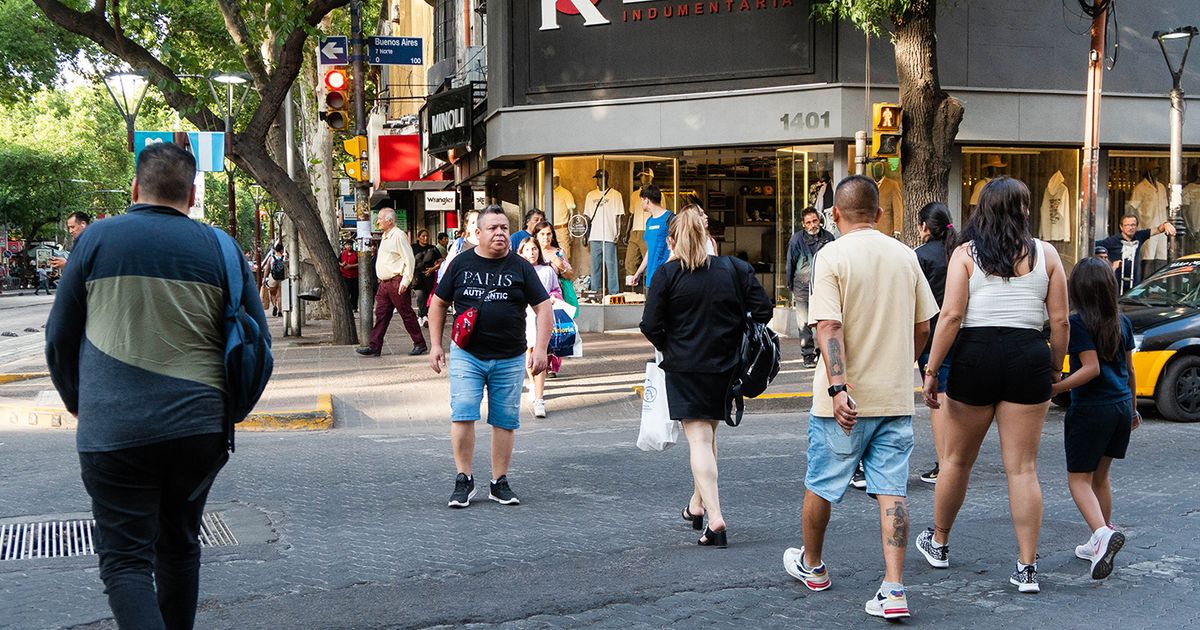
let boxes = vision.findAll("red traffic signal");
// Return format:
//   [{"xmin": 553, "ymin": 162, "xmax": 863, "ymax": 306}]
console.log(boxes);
[{"xmin": 323, "ymin": 67, "xmax": 350, "ymax": 131}]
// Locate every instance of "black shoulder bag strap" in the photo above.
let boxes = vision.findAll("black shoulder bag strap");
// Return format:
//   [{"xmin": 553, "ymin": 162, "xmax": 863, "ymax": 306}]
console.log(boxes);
[{"xmin": 721, "ymin": 256, "xmax": 749, "ymax": 427}]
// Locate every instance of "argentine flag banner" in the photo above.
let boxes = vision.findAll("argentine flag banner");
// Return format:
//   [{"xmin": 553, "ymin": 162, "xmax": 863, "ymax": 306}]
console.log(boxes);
[{"xmin": 133, "ymin": 130, "xmax": 226, "ymax": 172}]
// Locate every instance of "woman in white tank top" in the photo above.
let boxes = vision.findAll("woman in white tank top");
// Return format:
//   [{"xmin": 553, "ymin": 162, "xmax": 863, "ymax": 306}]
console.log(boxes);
[{"xmin": 915, "ymin": 177, "xmax": 1070, "ymax": 593}]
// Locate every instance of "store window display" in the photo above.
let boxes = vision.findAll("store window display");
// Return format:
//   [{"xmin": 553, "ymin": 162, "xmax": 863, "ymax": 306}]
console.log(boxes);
[
  {"xmin": 962, "ymin": 148, "xmax": 1079, "ymax": 266},
  {"xmin": 1126, "ymin": 164, "xmax": 1169, "ymax": 277},
  {"xmin": 551, "ymin": 168, "xmax": 577, "ymax": 254},
  {"xmin": 1184, "ymin": 163, "xmax": 1200, "ymax": 248}
]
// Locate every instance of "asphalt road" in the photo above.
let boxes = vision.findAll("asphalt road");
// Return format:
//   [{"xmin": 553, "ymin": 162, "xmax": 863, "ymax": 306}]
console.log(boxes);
[
  {"xmin": 3, "ymin": 405, "xmax": 1198, "ymax": 629},
  {"xmin": 0, "ymin": 295, "xmax": 53, "ymax": 372}
]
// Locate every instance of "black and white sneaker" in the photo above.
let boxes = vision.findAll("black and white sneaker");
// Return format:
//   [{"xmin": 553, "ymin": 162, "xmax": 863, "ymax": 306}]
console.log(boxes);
[
  {"xmin": 915, "ymin": 527, "xmax": 949, "ymax": 568},
  {"xmin": 448, "ymin": 473, "xmax": 475, "ymax": 508},
  {"xmin": 919, "ymin": 463, "xmax": 939, "ymax": 484},
  {"xmin": 1009, "ymin": 563, "xmax": 1040, "ymax": 593},
  {"xmin": 849, "ymin": 462, "xmax": 867, "ymax": 490},
  {"xmin": 489, "ymin": 475, "xmax": 521, "ymax": 505}
]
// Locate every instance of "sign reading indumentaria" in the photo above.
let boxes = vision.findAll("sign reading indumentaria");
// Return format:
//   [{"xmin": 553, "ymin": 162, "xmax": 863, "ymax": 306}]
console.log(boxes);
[{"xmin": 512, "ymin": 0, "xmax": 824, "ymax": 104}]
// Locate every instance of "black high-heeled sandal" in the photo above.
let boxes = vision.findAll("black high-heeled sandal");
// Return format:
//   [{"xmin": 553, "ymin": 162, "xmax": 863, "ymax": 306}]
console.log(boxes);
[
  {"xmin": 681, "ymin": 507, "xmax": 704, "ymax": 531},
  {"xmin": 698, "ymin": 527, "xmax": 727, "ymax": 548}
]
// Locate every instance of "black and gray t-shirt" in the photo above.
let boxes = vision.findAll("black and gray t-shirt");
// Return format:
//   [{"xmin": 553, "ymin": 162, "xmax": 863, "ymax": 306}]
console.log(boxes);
[{"xmin": 435, "ymin": 249, "xmax": 550, "ymax": 359}]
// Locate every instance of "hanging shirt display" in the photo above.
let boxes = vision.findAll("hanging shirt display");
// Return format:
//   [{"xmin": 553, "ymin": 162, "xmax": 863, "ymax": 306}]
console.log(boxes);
[
  {"xmin": 969, "ymin": 178, "xmax": 991, "ymax": 206},
  {"xmin": 876, "ymin": 177, "xmax": 904, "ymax": 236},
  {"xmin": 1127, "ymin": 178, "xmax": 1169, "ymax": 261},
  {"xmin": 1183, "ymin": 182, "xmax": 1200, "ymax": 231},
  {"xmin": 582, "ymin": 187, "xmax": 626, "ymax": 242},
  {"xmin": 629, "ymin": 189, "xmax": 649, "ymax": 232},
  {"xmin": 552, "ymin": 186, "xmax": 576, "ymax": 229},
  {"xmin": 1039, "ymin": 170, "xmax": 1072, "ymax": 242}
]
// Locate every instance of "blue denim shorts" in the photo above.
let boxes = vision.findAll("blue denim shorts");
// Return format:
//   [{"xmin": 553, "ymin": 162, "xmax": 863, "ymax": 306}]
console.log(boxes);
[
  {"xmin": 449, "ymin": 344, "xmax": 526, "ymax": 430},
  {"xmin": 918, "ymin": 352, "xmax": 952, "ymax": 394},
  {"xmin": 805, "ymin": 414, "xmax": 914, "ymax": 504}
]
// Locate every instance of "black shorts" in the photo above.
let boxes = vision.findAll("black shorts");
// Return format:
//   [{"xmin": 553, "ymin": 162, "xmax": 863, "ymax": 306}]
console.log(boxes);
[
  {"xmin": 947, "ymin": 327, "xmax": 1052, "ymax": 406},
  {"xmin": 1064, "ymin": 401, "xmax": 1132, "ymax": 472}
]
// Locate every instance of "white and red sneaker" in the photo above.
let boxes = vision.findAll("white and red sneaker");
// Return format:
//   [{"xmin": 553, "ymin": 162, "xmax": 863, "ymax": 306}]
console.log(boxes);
[
  {"xmin": 865, "ymin": 587, "xmax": 911, "ymax": 619},
  {"xmin": 1089, "ymin": 526, "xmax": 1125, "ymax": 579},
  {"xmin": 783, "ymin": 546, "xmax": 831, "ymax": 591}
]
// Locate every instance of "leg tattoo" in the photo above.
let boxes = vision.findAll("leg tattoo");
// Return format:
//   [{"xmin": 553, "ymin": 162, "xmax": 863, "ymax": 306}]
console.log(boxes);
[{"xmin": 886, "ymin": 501, "xmax": 909, "ymax": 548}]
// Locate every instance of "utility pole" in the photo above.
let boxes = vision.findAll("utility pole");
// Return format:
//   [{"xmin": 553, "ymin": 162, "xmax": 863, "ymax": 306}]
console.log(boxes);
[
  {"xmin": 1079, "ymin": 1, "xmax": 1108, "ymax": 264},
  {"xmin": 351, "ymin": 0, "xmax": 373, "ymax": 343},
  {"xmin": 285, "ymin": 87, "xmax": 303, "ymax": 336}
]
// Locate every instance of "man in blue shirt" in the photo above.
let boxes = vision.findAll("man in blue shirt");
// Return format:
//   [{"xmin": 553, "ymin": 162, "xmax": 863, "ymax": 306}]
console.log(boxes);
[
  {"xmin": 510, "ymin": 208, "xmax": 545, "ymax": 252},
  {"xmin": 628, "ymin": 184, "xmax": 672, "ymax": 289},
  {"xmin": 1096, "ymin": 213, "xmax": 1175, "ymax": 293}
]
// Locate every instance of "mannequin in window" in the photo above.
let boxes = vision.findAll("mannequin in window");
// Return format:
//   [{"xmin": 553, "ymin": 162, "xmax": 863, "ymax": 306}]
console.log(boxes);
[
  {"xmin": 871, "ymin": 161, "xmax": 904, "ymax": 237},
  {"xmin": 810, "ymin": 172, "xmax": 836, "ymax": 236},
  {"xmin": 584, "ymin": 168, "xmax": 626, "ymax": 297},
  {"xmin": 1039, "ymin": 170, "xmax": 1072, "ymax": 242},
  {"xmin": 1127, "ymin": 164, "xmax": 1169, "ymax": 278},
  {"xmin": 1183, "ymin": 163, "xmax": 1200, "ymax": 238},
  {"xmin": 969, "ymin": 154, "xmax": 1006, "ymax": 210},
  {"xmin": 624, "ymin": 167, "xmax": 655, "ymax": 288},
  {"xmin": 550, "ymin": 168, "xmax": 578, "ymax": 269}
]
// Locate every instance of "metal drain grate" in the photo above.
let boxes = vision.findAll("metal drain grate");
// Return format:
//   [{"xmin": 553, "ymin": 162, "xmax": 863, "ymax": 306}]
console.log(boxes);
[{"xmin": 0, "ymin": 512, "xmax": 237, "ymax": 561}]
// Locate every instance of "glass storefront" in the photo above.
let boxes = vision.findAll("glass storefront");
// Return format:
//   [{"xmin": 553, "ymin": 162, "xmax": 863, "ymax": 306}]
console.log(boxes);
[
  {"xmin": 1107, "ymin": 151, "xmax": 1200, "ymax": 256},
  {"xmin": 961, "ymin": 147, "xmax": 1081, "ymax": 267}
]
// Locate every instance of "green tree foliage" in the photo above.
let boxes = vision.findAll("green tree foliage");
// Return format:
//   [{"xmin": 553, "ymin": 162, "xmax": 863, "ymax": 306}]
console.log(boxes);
[
  {"xmin": 812, "ymin": 0, "xmax": 910, "ymax": 36},
  {"xmin": 0, "ymin": 0, "xmax": 94, "ymax": 103}
]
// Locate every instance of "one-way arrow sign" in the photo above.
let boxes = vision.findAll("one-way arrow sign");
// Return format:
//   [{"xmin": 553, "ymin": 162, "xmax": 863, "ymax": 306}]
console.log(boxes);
[{"xmin": 318, "ymin": 36, "xmax": 348, "ymax": 66}]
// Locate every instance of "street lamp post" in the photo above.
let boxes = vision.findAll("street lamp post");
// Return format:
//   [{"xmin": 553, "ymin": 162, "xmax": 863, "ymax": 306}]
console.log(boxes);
[
  {"xmin": 101, "ymin": 71, "xmax": 149, "ymax": 153},
  {"xmin": 1154, "ymin": 25, "xmax": 1197, "ymax": 261},
  {"xmin": 207, "ymin": 72, "xmax": 252, "ymax": 239}
]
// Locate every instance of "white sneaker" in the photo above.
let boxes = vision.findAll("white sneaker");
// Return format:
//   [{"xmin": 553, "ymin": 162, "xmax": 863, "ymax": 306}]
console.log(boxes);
[
  {"xmin": 532, "ymin": 399, "xmax": 546, "ymax": 418},
  {"xmin": 865, "ymin": 586, "xmax": 911, "ymax": 619},
  {"xmin": 1089, "ymin": 527, "xmax": 1125, "ymax": 580},
  {"xmin": 783, "ymin": 546, "xmax": 831, "ymax": 591},
  {"xmin": 1075, "ymin": 541, "xmax": 1094, "ymax": 561}
]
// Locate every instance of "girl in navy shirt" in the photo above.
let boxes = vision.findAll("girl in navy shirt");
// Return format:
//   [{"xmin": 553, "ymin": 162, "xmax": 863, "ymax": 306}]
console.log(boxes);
[{"xmin": 1051, "ymin": 257, "xmax": 1137, "ymax": 581}]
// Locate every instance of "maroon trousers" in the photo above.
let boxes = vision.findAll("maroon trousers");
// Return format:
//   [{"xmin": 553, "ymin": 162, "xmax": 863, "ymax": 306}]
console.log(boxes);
[{"xmin": 368, "ymin": 277, "xmax": 425, "ymax": 351}]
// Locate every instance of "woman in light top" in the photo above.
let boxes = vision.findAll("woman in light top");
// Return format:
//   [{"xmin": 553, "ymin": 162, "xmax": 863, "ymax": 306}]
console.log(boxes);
[
  {"xmin": 517, "ymin": 237, "xmax": 561, "ymax": 419},
  {"xmin": 680, "ymin": 203, "xmax": 718, "ymax": 255},
  {"xmin": 915, "ymin": 176, "xmax": 1069, "ymax": 594}
]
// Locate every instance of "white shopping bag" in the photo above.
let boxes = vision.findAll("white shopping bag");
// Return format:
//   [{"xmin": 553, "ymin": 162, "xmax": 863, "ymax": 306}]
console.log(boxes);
[{"xmin": 637, "ymin": 361, "xmax": 678, "ymax": 451}]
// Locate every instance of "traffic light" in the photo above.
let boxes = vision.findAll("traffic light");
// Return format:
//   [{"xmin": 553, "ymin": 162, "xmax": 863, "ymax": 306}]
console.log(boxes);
[
  {"xmin": 871, "ymin": 102, "xmax": 902, "ymax": 159},
  {"xmin": 323, "ymin": 67, "xmax": 350, "ymax": 131},
  {"xmin": 342, "ymin": 135, "xmax": 368, "ymax": 182}
]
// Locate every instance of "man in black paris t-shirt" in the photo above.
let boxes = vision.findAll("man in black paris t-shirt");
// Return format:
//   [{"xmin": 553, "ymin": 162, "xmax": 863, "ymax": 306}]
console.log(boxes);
[{"xmin": 429, "ymin": 205, "xmax": 552, "ymax": 508}]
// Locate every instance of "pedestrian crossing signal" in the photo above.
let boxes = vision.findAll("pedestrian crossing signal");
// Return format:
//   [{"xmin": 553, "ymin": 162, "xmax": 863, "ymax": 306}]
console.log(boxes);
[
  {"xmin": 323, "ymin": 68, "xmax": 351, "ymax": 131},
  {"xmin": 872, "ymin": 102, "xmax": 902, "ymax": 159}
]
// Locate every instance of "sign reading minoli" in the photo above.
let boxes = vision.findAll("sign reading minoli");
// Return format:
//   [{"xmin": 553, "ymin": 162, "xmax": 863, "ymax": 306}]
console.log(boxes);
[
  {"xmin": 425, "ymin": 85, "xmax": 473, "ymax": 155},
  {"xmin": 510, "ymin": 0, "xmax": 828, "ymax": 105}
]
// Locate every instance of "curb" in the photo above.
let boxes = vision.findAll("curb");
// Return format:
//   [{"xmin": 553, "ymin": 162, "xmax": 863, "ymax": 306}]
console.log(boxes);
[
  {"xmin": 1, "ymin": 393, "xmax": 335, "ymax": 432},
  {"xmin": 0, "ymin": 372, "xmax": 50, "ymax": 385}
]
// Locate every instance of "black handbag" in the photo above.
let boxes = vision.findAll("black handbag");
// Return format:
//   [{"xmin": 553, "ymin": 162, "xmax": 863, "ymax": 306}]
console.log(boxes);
[{"xmin": 721, "ymin": 257, "xmax": 781, "ymax": 427}]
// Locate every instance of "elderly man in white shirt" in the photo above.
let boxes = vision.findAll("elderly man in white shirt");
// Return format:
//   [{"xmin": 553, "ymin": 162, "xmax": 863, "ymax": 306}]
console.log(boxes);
[{"xmin": 357, "ymin": 208, "xmax": 428, "ymax": 357}]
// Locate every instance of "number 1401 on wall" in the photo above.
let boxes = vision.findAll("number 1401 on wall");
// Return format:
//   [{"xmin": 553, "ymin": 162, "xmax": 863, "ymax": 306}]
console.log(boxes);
[{"xmin": 780, "ymin": 111, "xmax": 831, "ymax": 130}]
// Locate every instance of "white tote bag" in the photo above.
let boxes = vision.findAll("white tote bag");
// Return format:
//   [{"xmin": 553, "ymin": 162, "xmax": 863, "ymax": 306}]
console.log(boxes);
[{"xmin": 637, "ymin": 360, "xmax": 678, "ymax": 451}]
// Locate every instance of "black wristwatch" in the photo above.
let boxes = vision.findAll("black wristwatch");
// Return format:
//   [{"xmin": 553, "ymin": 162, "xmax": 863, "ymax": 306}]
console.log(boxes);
[{"xmin": 827, "ymin": 384, "xmax": 849, "ymax": 398}]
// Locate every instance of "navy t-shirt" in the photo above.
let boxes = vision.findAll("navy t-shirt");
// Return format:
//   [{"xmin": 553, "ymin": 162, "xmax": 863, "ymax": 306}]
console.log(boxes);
[
  {"xmin": 435, "ymin": 249, "xmax": 550, "ymax": 359},
  {"xmin": 510, "ymin": 229, "xmax": 532, "ymax": 252},
  {"xmin": 1067, "ymin": 313, "xmax": 1135, "ymax": 406}
]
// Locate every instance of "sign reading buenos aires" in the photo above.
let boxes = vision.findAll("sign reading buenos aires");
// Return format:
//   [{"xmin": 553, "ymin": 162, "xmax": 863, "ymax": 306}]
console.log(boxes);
[{"xmin": 516, "ymin": 0, "xmax": 822, "ymax": 104}]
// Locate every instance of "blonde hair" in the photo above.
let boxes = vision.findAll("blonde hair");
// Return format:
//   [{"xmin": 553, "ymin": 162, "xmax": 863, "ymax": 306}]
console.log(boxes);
[{"xmin": 669, "ymin": 207, "xmax": 710, "ymax": 271}]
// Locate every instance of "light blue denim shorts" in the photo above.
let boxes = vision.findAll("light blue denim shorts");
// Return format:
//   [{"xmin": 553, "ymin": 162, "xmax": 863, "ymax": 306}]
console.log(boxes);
[
  {"xmin": 449, "ymin": 344, "xmax": 526, "ymax": 430},
  {"xmin": 805, "ymin": 413, "xmax": 913, "ymax": 504}
]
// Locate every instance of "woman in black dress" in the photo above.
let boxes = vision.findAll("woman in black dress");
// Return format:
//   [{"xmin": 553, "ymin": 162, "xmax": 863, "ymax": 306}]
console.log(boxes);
[
  {"xmin": 914, "ymin": 202, "xmax": 958, "ymax": 484},
  {"xmin": 640, "ymin": 210, "xmax": 773, "ymax": 548},
  {"xmin": 411, "ymin": 229, "xmax": 441, "ymax": 325}
]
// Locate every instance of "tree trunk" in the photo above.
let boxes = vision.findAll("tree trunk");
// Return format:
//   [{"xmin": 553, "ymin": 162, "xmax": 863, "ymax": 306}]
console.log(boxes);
[{"xmin": 893, "ymin": 1, "xmax": 964, "ymax": 245}]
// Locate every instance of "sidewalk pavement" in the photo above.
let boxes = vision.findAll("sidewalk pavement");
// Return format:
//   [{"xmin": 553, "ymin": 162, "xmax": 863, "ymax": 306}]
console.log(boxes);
[{"xmin": 2, "ymin": 311, "xmax": 820, "ymax": 433}]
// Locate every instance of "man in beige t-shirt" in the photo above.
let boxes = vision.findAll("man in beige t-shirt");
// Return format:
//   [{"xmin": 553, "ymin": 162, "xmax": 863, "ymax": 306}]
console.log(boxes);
[{"xmin": 782, "ymin": 175, "xmax": 937, "ymax": 620}]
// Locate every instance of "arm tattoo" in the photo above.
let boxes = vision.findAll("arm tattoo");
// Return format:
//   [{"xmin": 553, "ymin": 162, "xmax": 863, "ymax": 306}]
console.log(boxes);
[
  {"xmin": 886, "ymin": 501, "xmax": 909, "ymax": 548},
  {"xmin": 827, "ymin": 338, "xmax": 845, "ymax": 377}
]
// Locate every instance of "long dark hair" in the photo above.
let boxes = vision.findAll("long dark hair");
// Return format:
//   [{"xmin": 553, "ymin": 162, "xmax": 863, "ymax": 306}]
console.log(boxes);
[
  {"xmin": 917, "ymin": 202, "xmax": 958, "ymax": 261},
  {"xmin": 532, "ymin": 220, "xmax": 559, "ymax": 248},
  {"xmin": 960, "ymin": 176, "xmax": 1034, "ymax": 278},
  {"xmin": 1069, "ymin": 257, "xmax": 1123, "ymax": 361}
]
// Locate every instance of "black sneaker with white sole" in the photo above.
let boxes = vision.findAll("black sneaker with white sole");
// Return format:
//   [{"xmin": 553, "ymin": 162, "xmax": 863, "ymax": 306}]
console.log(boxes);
[
  {"xmin": 448, "ymin": 473, "xmax": 475, "ymax": 508},
  {"xmin": 1009, "ymin": 563, "xmax": 1040, "ymax": 593},
  {"xmin": 849, "ymin": 461, "xmax": 867, "ymax": 490},
  {"xmin": 489, "ymin": 475, "xmax": 521, "ymax": 505},
  {"xmin": 919, "ymin": 463, "xmax": 939, "ymax": 484}
]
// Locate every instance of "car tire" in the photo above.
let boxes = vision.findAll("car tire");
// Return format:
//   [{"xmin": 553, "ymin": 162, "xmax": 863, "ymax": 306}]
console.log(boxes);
[{"xmin": 1155, "ymin": 354, "xmax": 1200, "ymax": 423}]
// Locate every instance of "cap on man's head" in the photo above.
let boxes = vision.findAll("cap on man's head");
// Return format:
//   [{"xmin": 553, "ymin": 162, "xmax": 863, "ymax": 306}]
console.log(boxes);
[
  {"xmin": 638, "ymin": 168, "xmax": 655, "ymax": 178},
  {"xmin": 592, "ymin": 169, "xmax": 609, "ymax": 179},
  {"xmin": 1094, "ymin": 245, "xmax": 1108, "ymax": 255}
]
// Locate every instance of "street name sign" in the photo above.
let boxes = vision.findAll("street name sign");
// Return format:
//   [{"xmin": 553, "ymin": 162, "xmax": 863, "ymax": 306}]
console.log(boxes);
[
  {"xmin": 319, "ymin": 36, "xmax": 349, "ymax": 66},
  {"xmin": 368, "ymin": 37, "xmax": 423, "ymax": 66}
]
